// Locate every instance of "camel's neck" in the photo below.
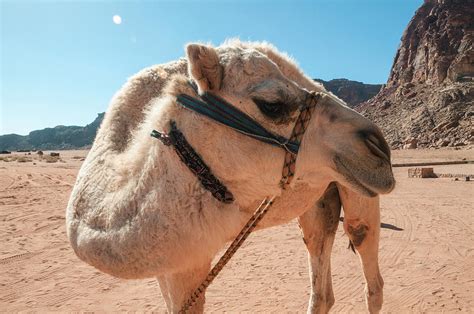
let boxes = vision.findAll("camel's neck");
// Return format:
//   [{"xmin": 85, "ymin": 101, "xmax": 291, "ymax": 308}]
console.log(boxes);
[
  {"xmin": 72, "ymin": 123, "xmax": 195, "ymax": 232},
  {"xmin": 70, "ymin": 64, "xmax": 314, "ymax": 233}
]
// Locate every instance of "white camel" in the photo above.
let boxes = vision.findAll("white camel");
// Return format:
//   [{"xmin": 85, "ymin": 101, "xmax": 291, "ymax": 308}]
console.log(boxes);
[{"xmin": 66, "ymin": 40, "xmax": 394, "ymax": 313}]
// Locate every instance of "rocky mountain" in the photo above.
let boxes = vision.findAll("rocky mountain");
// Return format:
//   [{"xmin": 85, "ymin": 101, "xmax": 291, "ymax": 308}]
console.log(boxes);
[
  {"xmin": 315, "ymin": 78, "xmax": 382, "ymax": 107},
  {"xmin": 0, "ymin": 113, "xmax": 104, "ymax": 151},
  {"xmin": 358, "ymin": 0, "xmax": 473, "ymax": 149}
]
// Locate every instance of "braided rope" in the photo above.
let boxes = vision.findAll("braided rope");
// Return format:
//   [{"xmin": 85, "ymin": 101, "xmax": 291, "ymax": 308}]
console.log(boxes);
[
  {"xmin": 179, "ymin": 196, "xmax": 276, "ymax": 313},
  {"xmin": 280, "ymin": 91, "xmax": 321, "ymax": 188}
]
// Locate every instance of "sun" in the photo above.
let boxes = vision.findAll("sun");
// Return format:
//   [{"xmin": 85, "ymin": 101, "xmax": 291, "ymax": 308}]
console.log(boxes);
[{"xmin": 112, "ymin": 15, "xmax": 122, "ymax": 25}]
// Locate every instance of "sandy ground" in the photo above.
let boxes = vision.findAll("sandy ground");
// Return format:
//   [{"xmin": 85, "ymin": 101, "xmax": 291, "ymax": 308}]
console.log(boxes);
[{"xmin": 0, "ymin": 149, "xmax": 473, "ymax": 312}]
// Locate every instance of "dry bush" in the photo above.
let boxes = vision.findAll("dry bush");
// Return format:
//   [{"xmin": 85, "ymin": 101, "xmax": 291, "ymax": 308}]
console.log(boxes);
[
  {"xmin": 72, "ymin": 156, "xmax": 83, "ymax": 159},
  {"xmin": 44, "ymin": 155, "xmax": 60, "ymax": 163},
  {"xmin": 0, "ymin": 156, "xmax": 11, "ymax": 162},
  {"xmin": 0, "ymin": 155, "xmax": 33, "ymax": 163},
  {"xmin": 17, "ymin": 156, "xmax": 33, "ymax": 163}
]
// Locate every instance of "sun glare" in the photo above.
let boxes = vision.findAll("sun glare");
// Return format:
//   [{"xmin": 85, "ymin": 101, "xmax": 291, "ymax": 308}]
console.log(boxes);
[{"xmin": 112, "ymin": 15, "xmax": 122, "ymax": 25}]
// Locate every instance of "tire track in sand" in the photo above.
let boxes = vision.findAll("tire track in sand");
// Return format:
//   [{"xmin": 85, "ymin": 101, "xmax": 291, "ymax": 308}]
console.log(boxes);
[{"xmin": 0, "ymin": 252, "xmax": 38, "ymax": 265}]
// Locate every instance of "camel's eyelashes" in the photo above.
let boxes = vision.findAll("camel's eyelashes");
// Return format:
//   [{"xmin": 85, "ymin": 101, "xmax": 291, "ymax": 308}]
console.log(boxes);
[{"xmin": 252, "ymin": 98, "xmax": 290, "ymax": 120}]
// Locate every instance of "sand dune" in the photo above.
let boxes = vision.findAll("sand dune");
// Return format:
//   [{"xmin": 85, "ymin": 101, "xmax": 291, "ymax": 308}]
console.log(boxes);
[{"xmin": 0, "ymin": 149, "xmax": 473, "ymax": 312}]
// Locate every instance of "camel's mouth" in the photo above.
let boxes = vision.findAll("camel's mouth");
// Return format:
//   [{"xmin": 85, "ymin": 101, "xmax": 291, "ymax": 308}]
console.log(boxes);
[{"xmin": 333, "ymin": 154, "xmax": 395, "ymax": 197}]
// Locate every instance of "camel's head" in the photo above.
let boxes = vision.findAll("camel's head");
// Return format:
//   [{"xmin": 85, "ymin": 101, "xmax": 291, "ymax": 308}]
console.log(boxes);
[{"xmin": 176, "ymin": 42, "xmax": 394, "ymax": 201}]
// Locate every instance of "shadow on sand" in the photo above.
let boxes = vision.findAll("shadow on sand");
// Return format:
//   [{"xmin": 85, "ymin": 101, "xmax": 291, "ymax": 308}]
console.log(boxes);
[{"xmin": 339, "ymin": 217, "xmax": 404, "ymax": 231}]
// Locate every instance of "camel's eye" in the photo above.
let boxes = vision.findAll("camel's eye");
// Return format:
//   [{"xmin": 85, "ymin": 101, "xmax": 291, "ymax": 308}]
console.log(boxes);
[{"xmin": 253, "ymin": 98, "xmax": 288, "ymax": 120}]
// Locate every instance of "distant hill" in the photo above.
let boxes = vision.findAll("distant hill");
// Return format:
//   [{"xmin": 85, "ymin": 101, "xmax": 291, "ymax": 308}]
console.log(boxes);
[
  {"xmin": 0, "ymin": 78, "xmax": 380, "ymax": 151},
  {"xmin": 314, "ymin": 78, "xmax": 382, "ymax": 107},
  {"xmin": 0, "ymin": 113, "xmax": 104, "ymax": 151}
]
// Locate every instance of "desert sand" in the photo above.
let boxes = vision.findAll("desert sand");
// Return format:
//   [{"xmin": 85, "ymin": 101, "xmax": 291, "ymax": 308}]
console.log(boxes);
[{"xmin": 0, "ymin": 149, "xmax": 473, "ymax": 312}]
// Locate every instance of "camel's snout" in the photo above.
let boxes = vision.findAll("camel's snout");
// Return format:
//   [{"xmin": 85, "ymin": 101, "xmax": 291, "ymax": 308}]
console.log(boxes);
[{"xmin": 321, "ymin": 106, "xmax": 396, "ymax": 196}]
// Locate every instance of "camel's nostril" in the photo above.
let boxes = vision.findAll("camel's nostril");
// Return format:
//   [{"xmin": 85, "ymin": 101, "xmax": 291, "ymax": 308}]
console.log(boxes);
[
  {"xmin": 359, "ymin": 130, "xmax": 391, "ymax": 163},
  {"xmin": 365, "ymin": 137, "xmax": 390, "ymax": 163}
]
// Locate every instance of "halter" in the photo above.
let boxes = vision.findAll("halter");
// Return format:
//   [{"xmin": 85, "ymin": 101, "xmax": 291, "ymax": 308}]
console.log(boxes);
[
  {"xmin": 151, "ymin": 81, "xmax": 321, "ymax": 312},
  {"xmin": 152, "ymin": 81, "xmax": 321, "ymax": 191}
]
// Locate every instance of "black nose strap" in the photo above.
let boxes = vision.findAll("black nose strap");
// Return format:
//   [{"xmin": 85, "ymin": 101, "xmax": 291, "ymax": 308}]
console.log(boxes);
[{"xmin": 172, "ymin": 81, "xmax": 319, "ymax": 155}]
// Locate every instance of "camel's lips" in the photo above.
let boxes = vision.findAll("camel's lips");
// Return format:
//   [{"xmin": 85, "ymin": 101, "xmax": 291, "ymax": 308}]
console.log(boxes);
[{"xmin": 333, "ymin": 155, "xmax": 378, "ymax": 197}]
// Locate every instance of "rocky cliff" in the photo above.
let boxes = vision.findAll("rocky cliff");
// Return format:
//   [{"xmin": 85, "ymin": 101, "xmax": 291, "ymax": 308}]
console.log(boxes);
[{"xmin": 358, "ymin": 0, "xmax": 473, "ymax": 149}]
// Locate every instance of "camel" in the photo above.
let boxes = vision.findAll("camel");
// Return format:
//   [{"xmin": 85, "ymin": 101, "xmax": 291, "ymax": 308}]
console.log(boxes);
[{"xmin": 66, "ymin": 40, "xmax": 395, "ymax": 313}]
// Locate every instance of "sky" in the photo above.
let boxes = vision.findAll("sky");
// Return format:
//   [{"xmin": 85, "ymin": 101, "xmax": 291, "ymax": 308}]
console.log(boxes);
[{"xmin": 0, "ymin": 0, "xmax": 422, "ymax": 135}]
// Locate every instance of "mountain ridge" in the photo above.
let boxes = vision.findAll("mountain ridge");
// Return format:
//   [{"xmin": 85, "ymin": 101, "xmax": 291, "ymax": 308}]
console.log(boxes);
[
  {"xmin": 314, "ymin": 78, "xmax": 382, "ymax": 107},
  {"xmin": 0, "ymin": 113, "xmax": 104, "ymax": 151},
  {"xmin": 0, "ymin": 79, "xmax": 380, "ymax": 151}
]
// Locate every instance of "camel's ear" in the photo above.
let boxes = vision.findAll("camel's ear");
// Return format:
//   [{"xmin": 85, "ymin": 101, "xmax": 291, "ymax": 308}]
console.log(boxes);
[{"xmin": 186, "ymin": 44, "xmax": 223, "ymax": 92}]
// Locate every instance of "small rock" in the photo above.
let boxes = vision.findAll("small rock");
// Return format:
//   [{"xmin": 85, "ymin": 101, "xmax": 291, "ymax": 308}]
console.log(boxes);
[
  {"xmin": 403, "ymin": 137, "xmax": 418, "ymax": 149},
  {"xmin": 440, "ymin": 139, "xmax": 450, "ymax": 147}
]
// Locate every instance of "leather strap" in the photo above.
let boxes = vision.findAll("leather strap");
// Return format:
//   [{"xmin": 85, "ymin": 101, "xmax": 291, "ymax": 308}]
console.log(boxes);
[{"xmin": 151, "ymin": 121, "xmax": 234, "ymax": 204}]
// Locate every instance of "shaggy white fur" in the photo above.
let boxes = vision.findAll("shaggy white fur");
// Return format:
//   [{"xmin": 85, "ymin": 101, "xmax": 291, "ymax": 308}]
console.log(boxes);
[{"xmin": 66, "ymin": 40, "xmax": 394, "ymax": 313}]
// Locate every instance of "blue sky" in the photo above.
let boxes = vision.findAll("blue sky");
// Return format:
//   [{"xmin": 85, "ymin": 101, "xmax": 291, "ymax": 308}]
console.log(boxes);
[{"xmin": 1, "ymin": 0, "xmax": 422, "ymax": 135}]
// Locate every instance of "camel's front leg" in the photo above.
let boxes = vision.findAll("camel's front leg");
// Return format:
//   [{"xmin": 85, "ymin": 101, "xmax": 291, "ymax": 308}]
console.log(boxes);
[
  {"xmin": 338, "ymin": 185, "xmax": 383, "ymax": 314},
  {"xmin": 157, "ymin": 261, "xmax": 211, "ymax": 313},
  {"xmin": 298, "ymin": 182, "xmax": 341, "ymax": 314}
]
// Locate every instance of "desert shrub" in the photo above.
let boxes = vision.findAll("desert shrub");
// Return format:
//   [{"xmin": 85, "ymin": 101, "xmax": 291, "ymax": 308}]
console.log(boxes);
[
  {"xmin": 44, "ymin": 155, "xmax": 59, "ymax": 163},
  {"xmin": 17, "ymin": 156, "xmax": 33, "ymax": 163},
  {"xmin": 0, "ymin": 155, "xmax": 34, "ymax": 162}
]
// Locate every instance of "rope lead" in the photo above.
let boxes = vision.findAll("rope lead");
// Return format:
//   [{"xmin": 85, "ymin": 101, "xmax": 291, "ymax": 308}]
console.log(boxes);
[{"xmin": 179, "ymin": 197, "xmax": 276, "ymax": 313}]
